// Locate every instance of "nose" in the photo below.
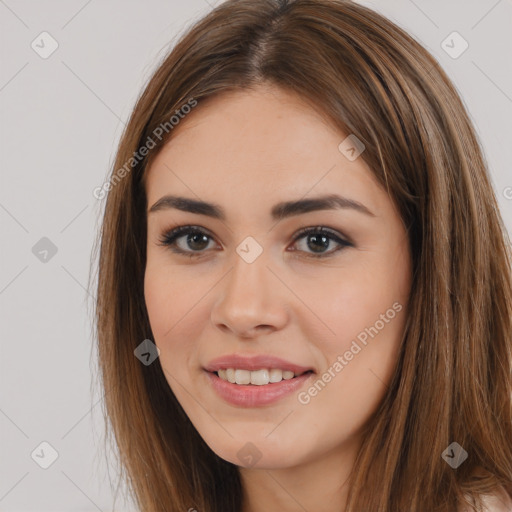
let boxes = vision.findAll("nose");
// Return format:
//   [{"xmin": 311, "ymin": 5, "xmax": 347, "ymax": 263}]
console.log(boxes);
[{"xmin": 210, "ymin": 251, "xmax": 289, "ymax": 339}]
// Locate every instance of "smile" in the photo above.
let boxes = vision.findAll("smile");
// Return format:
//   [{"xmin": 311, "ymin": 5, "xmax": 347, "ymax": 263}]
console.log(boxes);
[
  {"xmin": 205, "ymin": 369, "xmax": 314, "ymax": 407},
  {"xmin": 216, "ymin": 368, "xmax": 310, "ymax": 385}
]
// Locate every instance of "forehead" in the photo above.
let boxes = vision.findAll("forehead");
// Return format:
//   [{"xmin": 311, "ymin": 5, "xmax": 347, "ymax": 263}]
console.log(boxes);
[{"xmin": 144, "ymin": 86, "xmax": 383, "ymax": 216}]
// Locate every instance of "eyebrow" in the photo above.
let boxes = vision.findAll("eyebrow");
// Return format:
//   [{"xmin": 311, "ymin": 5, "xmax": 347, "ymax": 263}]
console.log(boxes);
[{"xmin": 147, "ymin": 193, "xmax": 375, "ymax": 220}]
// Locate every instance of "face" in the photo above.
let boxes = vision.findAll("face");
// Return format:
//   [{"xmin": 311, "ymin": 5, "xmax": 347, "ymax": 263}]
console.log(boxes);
[{"xmin": 144, "ymin": 85, "xmax": 411, "ymax": 470}]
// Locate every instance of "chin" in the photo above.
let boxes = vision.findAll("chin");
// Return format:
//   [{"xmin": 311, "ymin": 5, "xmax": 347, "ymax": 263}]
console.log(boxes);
[{"xmin": 200, "ymin": 430, "xmax": 309, "ymax": 469}]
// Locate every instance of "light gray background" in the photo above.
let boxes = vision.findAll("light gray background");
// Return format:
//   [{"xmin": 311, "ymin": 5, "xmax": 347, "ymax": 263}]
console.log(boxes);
[{"xmin": 1, "ymin": 0, "xmax": 511, "ymax": 511}]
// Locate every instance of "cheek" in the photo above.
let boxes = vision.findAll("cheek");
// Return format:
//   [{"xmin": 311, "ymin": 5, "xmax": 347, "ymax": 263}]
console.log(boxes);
[
  {"xmin": 299, "ymin": 287, "xmax": 405, "ymax": 441},
  {"xmin": 144, "ymin": 260, "xmax": 204, "ymax": 334},
  {"xmin": 144, "ymin": 267, "xmax": 211, "ymax": 410},
  {"xmin": 324, "ymin": 244, "xmax": 410, "ymax": 344},
  {"xmin": 144, "ymin": 268, "xmax": 175, "ymax": 337},
  {"xmin": 301, "ymin": 256, "xmax": 408, "ymax": 396},
  {"xmin": 304, "ymin": 272, "xmax": 404, "ymax": 350},
  {"xmin": 143, "ymin": 265, "xmax": 205, "ymax": 364}
]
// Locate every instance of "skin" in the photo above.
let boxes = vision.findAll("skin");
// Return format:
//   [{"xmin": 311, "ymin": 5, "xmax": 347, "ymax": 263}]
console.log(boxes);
[{"xmin": 144, "ymin": 84, "xmax": 412, "ymax": 512}]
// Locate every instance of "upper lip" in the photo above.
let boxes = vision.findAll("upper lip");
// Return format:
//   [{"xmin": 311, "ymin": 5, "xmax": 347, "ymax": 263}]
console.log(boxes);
[{"xmin": 204, "ymin": 354, "xmax": 314, "ymax": 374}]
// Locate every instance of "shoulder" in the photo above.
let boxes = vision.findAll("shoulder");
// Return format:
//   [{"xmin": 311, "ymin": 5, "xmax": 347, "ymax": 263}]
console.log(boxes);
[
  {"xmin": 459, "ymin": 486, "xmax": 512, "ymax": 512},
  {"xmin": 481, "ymin": 486, "xmax": 512, "ymax": 512}
]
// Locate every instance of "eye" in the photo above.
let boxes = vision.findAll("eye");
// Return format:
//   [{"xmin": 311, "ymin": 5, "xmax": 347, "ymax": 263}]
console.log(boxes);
[
  {"xmin": 157, "ymin": 225, "xmax": 353, "ymax": 259},
  {"xmin": 157, "ymin": 225, "xmax": 217, "ymax": 258},
  {"xmin": 289, "ymin": 226, "xmax": 352, "ymax": 258}
]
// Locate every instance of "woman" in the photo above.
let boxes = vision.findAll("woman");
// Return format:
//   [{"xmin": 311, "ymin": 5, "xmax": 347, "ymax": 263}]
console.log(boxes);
[{"xmin": 92, "ymin": 0, "xmax": 512, "ymax": 510}]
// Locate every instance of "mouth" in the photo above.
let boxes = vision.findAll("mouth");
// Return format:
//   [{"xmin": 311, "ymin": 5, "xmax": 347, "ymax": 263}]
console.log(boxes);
[
  {"xmin": 203, "ymin": 354, "xmax": 315, "ymax": 406},
  {"xmin": 213, "ymin": 368, "xmax": 314, "ymax": 386},
  {"xmin": 204, "ymin": 368, "xmax": 315, "ymax": 407}
]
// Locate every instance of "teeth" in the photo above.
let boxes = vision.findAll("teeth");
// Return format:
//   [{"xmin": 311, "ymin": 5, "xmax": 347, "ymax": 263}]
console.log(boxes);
[
  {"xmin": 235, "ymin": 369, "xmax": 251, "ymax": 385},
  {"xmin": 250, "ymin": 369, "xmax": 269, "ymax": 385},
  {"xmin": 269, "ymin": 368, "xmax": 283, "ymax": 383},
  {"xmin": 226, "ymin": 368, "xmax": 236, "ymax": 383},
  {"xmin": 216, "ymin": 368, "xmax": 306, "ymax": 385}
]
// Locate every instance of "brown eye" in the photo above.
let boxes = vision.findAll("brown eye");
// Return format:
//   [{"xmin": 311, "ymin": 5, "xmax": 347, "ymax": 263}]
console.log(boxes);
[
  {"xmin": 157, "ymin": 224, "xmax": 352, "ymax": 259},
  {"xmin": 290, "ymin": 226, "xmax": 352, "ymax": 258},
  {"xmin": 158, "ymin": 226, "xmax": 216, "ymax": 257}
]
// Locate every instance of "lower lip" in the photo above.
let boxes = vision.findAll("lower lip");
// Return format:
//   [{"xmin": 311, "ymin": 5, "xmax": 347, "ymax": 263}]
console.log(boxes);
[{"xmin": 204, "ymin": 370, "xmax": 314, "ymax": 407}]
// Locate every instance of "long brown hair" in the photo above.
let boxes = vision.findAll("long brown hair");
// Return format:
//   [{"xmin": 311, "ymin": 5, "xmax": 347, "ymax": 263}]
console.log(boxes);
[{"xmin": 91, "ymin": 0, "xmax": 512, "ymax": 510}]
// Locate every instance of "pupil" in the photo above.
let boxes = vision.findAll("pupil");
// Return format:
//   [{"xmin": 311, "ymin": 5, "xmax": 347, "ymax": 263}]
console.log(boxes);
[
  {"xmin": 188, "ymin": 233, "xmax": 208, "ymax": 250},
  {"xmin": 309, "ymin": 234, "xmax": 329, "ymax": 253},
  {"xmin": 184, "ymin": 233, "xmax": 330, "ymax": 252}
]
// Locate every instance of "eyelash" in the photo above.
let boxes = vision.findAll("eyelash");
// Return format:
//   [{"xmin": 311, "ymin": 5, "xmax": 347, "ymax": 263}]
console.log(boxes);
[{"xmin": 156, "ymin": 225, "xmax": 353, "ymax": 259}]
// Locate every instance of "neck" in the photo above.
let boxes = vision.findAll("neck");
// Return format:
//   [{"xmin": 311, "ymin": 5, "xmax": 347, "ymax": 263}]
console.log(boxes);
[{"xmin": 239, "ymin": 435, "xmax": 360, "ymax": 512}]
